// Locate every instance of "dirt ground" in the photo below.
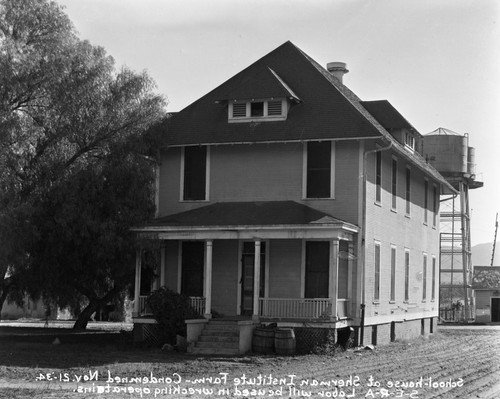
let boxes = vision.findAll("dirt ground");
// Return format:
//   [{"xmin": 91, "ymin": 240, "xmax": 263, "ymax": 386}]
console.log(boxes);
[{"xmin": 0, "ymin": 322, "xmax": 499, "ymax": 399}]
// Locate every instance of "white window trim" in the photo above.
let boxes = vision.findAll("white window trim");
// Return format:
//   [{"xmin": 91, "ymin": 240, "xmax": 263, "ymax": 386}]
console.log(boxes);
[
  {"xmin": 228, "ymin": 98, "xmax": 288, "ymax": 123},
  {"xmin": 391, "ymin": 156, "xmax": 398, "ymax": 212},
  {"xmin": 405, "ymin": 165, "xmax": 411, "ymax": 217},
  {"xmin": 374, "ymin": 241, "xmax": 381, "ymax": 303},
  {"xmin": 390, "ymin": 244, "xmax": 397, "ymax": 303},
  {"xmin": 404, "ymin": 248, "xmax": 410, "ymax": 303},
  {"xmin": 422, "ymin": 252, "xmax": 428, "ymax": 302},
  {"xmin": 179, "ymin": 146, "xmax": 210, "ymax": 202},
  {"xmin": 431, "ymin": 255, "xmax": 437, "ymax": 301},
  {"xmin": 302, "ymin": 141, "xmax": 336, "ymax": 200},
  {"xmin": 404, "ymin": 131, "xmax": 415, "ymax": 153}
]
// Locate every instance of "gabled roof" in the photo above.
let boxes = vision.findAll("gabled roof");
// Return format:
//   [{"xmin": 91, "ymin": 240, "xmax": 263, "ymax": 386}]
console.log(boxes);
[
  {"xmin": 219, "ymin": 67, "xmax": 300, "ymax": 102},
  {"xmin": 164, "ymin": 41, "xmax": 455, "ymax": 192},
  {"xmin": 361, "ymin": 100, "xmax": 421, "ymax": 136},
  {"xmin": 165, "ymin": 41, "xmax": 384, "ymax": 147},
  {"xmin": 138, "ymin": 201, "xmax": 356, "ymax": 229}
]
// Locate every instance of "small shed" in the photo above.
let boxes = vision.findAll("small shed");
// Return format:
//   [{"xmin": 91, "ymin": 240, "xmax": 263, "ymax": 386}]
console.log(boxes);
[{"xmin": 472, "ymin": 266, "xmax": 500, "ymax": 323}]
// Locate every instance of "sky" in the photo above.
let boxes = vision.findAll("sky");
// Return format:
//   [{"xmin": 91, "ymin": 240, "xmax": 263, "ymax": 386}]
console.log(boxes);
[{"xmin": 56, "ymin": 0, "xmax": 500, "ymax": 247}]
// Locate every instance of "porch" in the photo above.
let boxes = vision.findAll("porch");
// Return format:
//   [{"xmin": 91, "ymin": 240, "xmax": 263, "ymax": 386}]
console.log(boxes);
[
  {"xmin": 132, "ymin": 201, "xmax": 358, "ymax": 335},
  {"xmin": 138, "ymin": 295, "xmax": 351, "ymax": 321}
]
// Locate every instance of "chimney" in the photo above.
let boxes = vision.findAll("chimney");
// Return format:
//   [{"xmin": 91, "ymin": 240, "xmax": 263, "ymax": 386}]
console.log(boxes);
[{"xmin": 327, "ymin": 62, "xmax": 349, "ymax": 83}]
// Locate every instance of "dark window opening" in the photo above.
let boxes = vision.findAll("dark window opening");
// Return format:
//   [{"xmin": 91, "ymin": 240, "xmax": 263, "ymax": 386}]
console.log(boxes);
[
  {"xmin": 404, "ymin": 251, "xmax": 410, "ymax": 302},
  {"xmin": 181, "ymin": 242, "xmax": 204, "ymax": 297},
  {"xmin": 376, "ymin": 152, "xmax": 382, "ymax": 203},
  {"xmin": 306, "ymin": 141, "xmax": 331, "ymax": 198},
  {"xmin": 338, "ymin": 241, "xmax": 349, "ymax": 299},
  {"xmin": 374, "ymin": 244, "xmax": 381, "ymax": 301},
  {"xmin": 392, "ymin": 159, "xmax": 397, "ymax": 209},
  {"xmin": 183, "ymin": 146, "xmax": 207, "ymax": 200},
  {"xmin": 305, "ymin": 241, "xmax": 329, "ymax": 298},
  {"xmin": 250, "ymin": 102, "xmax": 264, "ymax": 117},
  {"xmin": 405, "ymin": 167, "xmax": 411, "ymax": 214}
]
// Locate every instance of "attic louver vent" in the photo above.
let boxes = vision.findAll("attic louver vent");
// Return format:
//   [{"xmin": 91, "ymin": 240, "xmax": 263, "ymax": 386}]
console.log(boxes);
[
  {"xmin": 232, "ymin": 103, "xmax": 247, "ymax": 118},
  {"xmin": 267, "ymin": 100, "xmax": 282, "ymax": 116}
]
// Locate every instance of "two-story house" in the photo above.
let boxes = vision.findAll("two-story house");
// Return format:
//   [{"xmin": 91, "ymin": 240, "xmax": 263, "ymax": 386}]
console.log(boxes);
[{"xmin": 132, "ymin": 41, "xmax": 454, "ymax": 354}]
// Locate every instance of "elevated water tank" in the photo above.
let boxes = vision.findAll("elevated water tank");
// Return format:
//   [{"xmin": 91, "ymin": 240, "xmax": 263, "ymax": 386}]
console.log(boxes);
[{"xmin": 422, "ymin": 128, "xmax": 468, "ymax": 174}]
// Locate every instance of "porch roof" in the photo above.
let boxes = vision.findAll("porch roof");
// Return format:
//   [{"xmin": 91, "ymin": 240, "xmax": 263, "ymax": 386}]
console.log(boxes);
[{"xmin": 133, "ymin": 201, "xmax": 358, "ymax": 240}]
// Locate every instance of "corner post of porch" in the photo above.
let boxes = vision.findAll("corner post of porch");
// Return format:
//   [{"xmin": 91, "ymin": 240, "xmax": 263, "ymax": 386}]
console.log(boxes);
[
  {"xmin": 160, "ymin": 241, "xmax": 166, "ymax": 287},
  {"xmin": 133, "ymin": 248, "xmax": 142, "ymax": 317},
  {"xmin": 204, "ymin": 240, "xmax": 213, "ymax": 319},
  {"xmin": 330, "ymin": 240, "xmax": 339, "ymax": 320},
  {"xmin": 252, "ymin": 240, "xmax": 261, "ymax": 320}
]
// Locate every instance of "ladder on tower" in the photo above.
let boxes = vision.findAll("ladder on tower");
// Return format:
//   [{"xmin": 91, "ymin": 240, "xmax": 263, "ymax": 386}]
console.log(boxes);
[{"xmin": 491, "ymin": 213, "xmax": 498, "ymax": 267}]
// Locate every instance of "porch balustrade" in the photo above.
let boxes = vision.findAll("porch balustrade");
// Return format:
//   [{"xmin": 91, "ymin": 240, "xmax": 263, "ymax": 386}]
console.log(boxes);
[
  {"xmin": 138, "ymin": 295, "xmax": 206, "ymax": 317},
  {"xmin": 259, "ymin": 298, "xmax": 350, "ymax": 320}
]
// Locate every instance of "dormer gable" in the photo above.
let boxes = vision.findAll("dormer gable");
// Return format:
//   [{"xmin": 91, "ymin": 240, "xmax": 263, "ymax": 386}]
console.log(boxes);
[{"xmin": 218, "ymin": 67, "xmax": 300, "ymax": 123}]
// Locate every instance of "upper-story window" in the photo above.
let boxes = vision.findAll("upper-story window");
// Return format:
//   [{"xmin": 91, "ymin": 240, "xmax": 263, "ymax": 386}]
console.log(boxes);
[
  {"xmin": 304, "ymin": 141, "xmax": 335, "ymax": 199},
  {"xmin": 228, "ymin": 98, "xmax": 287, "ymax": 123},
  {"xmin": 404, "ymin": 132, "xmax": 415, "ymax": 152},
  {"xmin": 181, "ymin": 146, "xmax": 209, "ymax": 201}
]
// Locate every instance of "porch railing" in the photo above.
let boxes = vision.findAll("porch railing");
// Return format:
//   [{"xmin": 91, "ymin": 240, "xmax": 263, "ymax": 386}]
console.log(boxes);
[
  {"xmin": 259, "ymin": 298, "xmax": 350, "ymax": 320},
  {"xmin": 189, "ymin": 296, "xmax": 206, "ymax": 316},
  {"xmin": 138, "ymin": 295, "xmax": 206, "ymax": 317},
  {"xmin": 139, "ymin": 295, "xmax": 152, "ymax": 316}
]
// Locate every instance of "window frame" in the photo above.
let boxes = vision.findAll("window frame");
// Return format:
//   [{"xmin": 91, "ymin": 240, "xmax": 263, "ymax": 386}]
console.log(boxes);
[
  {"xmin": 375, "ymin": 151, "xmax": 382, "ymax": 204},
  {"xmin": 180, "ymin": 145, "xmax": 210, "ymax": 202},
  {"xmin": 303, "ymin": 141, "xmax": 335, "ymax": 199},
  {"xmin": 391, "ymin": 157, "xmax": 398, "ymax": 211},
  {"xmin": 422, "ymin": 253, "xmax": 428, "ymax": 302},
  {"xmin": 424, "ymin": 178, "xmax": 429, "ymax": 225},
  {"xmin": 405, "ymin": 166, "xmax": 411, "ymax": 216},
  {"xmin": 228, "ymin": 98, "xmax": 287, "ymax": 123},
  {"xmin": 431, "ymin": 256, "xmax": 436, "ymax": 301},
  {"xmin": 390, "ymin": 245, "xmax": 396, "ymax": 302},
  {"xmin": 374, "ymin": 241, "xmax": 381, "ymax": 302},
  {"xmin": 404, "ymin": 249, "xmax": 410, "ymax": 302}
]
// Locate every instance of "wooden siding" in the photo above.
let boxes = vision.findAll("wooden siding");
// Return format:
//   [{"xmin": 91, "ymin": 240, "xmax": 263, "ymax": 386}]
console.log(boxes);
[
  {"xmin": 363, "ymin": 147, "xmax": 440, "ymax": 322},
  {"xmin": 268, "ymin": 239, "xmax": 302, "ymax": 298},
  {"xmin": 157, "ymin": 141, "xmax": 360, "ymax": 225}
]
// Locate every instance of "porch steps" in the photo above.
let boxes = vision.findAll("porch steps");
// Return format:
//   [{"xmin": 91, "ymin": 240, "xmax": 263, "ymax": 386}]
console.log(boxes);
[{"xmin": 190, "ymin": 320, "xmax": 240, "ymax": 355}]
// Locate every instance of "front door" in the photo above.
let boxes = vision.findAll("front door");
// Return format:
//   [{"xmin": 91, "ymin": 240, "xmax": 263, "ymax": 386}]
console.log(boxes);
[
  {"xmin": 240, "ymin": 242, "xmax": 266, "ymax": 316},
  {"xmin": 492, "ymin": 297, "xmax": 500, "ymax": 322}
]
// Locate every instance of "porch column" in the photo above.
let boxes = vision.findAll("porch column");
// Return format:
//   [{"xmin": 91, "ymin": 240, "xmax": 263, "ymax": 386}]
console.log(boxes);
[
  {"xmin": 133, "ymin": 248, "xmax": 142, "ymax": 317},
  {"xmin": 160, "ymin": 242, "xmax": 166, "ymax": 287},
  {"xmin": 204, "ymin": 240, "xmax": 213, "ymax": 318},
  {"xmin": 253, "ymin": 240, "xmax": 261, "ymax": 320},
  {"xmin": 330, "ymin": 240, "xmax": 339, "ymax": 319}
]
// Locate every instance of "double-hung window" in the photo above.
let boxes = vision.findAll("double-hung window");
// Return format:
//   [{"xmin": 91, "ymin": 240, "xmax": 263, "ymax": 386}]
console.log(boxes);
[
  {"xmin": 304, "ymin": 141, "xmax": 334, "ymax": 199},
  {"xmin": 182, "ymin": 146, "xmax": 209, "ymax": 201}
]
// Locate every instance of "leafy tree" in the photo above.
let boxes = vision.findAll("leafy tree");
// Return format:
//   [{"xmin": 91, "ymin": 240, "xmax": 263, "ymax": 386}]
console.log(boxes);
[
  {"xmin": 0, "ymin": 0, "xmax": 166, "ymax": 317},
  {"xmin": 29, "ymin": 148, "xmax": 157, "ymax": 330}
]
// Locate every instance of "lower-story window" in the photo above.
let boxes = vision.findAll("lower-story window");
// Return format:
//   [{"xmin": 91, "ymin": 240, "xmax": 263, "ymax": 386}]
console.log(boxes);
[
  {"xmin": 305, "ymin": 241, "xmax": 329, "ymax": 298},
  {"xmin": 181, "ymin": 241, "xmax": 204, "ymax": 297}
]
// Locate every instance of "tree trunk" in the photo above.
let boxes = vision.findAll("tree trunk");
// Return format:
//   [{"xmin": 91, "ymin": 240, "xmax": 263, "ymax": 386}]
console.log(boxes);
[{"xmin": 72, "ymin": 298, "xmax": 101, "ymax": 330}]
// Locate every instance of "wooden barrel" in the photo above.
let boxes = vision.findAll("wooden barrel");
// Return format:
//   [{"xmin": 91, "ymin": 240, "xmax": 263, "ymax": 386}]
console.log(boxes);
[
  {"xmin": 252, "ymin": 327, "xmax": 275, "ymax": 354},
  {"xmin": 274, "ymin": 328, "xmax": 296, "ymax": 355}
]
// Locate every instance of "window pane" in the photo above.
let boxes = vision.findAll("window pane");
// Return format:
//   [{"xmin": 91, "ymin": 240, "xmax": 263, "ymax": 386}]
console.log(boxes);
[
  {"xmin": 376, "ymin": 152, "xmax": 382, "ymax": 203},
  {"xmin": 374, "ymin": 244, "xmax": 381, "ymax": 301},
  {"xmin": 184, "ymin": 146, "xmax": 206, "ymax": 200},
  {"xmin": 251, "ymin": 102, "xmax": 264, "ymax": 117},
  {"xmin": 307, "ymin": 142, "xmax": 331, "ymax": 198},
  {"xmin": 181, "ymin": 242, "xmax": 204, "ymax": 297},
  {"xmin": 305, "ymin": 241, "xmax": 329, "ymax": 298}
]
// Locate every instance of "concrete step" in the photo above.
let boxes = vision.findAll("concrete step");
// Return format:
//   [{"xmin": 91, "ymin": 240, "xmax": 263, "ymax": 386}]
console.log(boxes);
[
  {"xmin": 190, "ymin": 346, "xmax": 240, "ymax": 355},
  {"xmin": 203, "ymin": 323, "xmax": 239, "ymax": 331},
  {"xmin": 195, "ymin": 340, "xmax": 239, "ymax": 349},
  {"xmin": 198, "ymin": 335, "xmax": 239, "ymax": 343},
  {"xmin": 201, "ymin": 329, "xmax": 239, "ymax": 337}
]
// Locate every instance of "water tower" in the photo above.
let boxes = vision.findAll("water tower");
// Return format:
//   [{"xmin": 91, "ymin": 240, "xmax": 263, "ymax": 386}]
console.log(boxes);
[{"xmin": 422, "ymin": 128, "xmax": 483, "ymax": 322}]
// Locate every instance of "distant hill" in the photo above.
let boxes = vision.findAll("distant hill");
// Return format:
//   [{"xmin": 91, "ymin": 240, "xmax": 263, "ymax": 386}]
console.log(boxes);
[{"xmin": 472, "ymin": 242, "xmax": 500, "ymax": 266}]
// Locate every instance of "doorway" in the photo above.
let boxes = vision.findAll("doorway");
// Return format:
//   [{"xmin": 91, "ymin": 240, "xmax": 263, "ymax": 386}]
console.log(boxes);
[{"xmin": 491, "ymin": 297, "xmax": 500, "ymax": 322}]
